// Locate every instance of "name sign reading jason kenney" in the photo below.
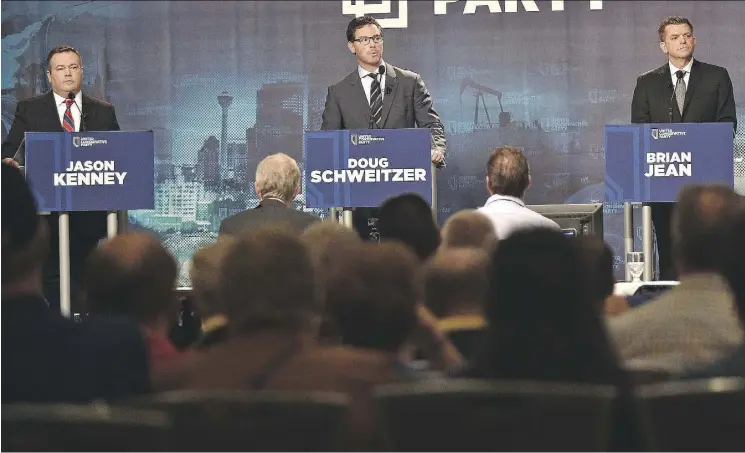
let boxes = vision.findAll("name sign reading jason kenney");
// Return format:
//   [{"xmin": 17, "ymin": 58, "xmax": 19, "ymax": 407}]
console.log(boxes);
[
  {"xmin": 304, "ymin": 128, "xmax": 432, "ymax": 208},
  {"xmin": 25, "ymin": 131, "xmax": 155, "ymax": 212},
  {"xmin": 604, "ymin": 123, "xmax": 734, "ymax": 203}
]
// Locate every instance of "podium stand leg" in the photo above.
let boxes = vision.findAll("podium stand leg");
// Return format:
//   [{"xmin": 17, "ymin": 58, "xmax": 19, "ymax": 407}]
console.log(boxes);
[
  {"xmin": 117, "ymin": 210, "xmax": 129, "ymax": 235},
  {"xmin": 59, "ymin": 212, "xmax": 71, "ymax": 318},
  {"xmin": 341, "ymin": 208, "xmax": 354, "ymax": 229},
  {"xmin": 430, "ymin": 163, "xmax": 438, "ymax": 222},
  {"xmin": 329, "ymin": 208, "xmax": 338, "ymax": 223},
  {"xmin": 642, "ymin": 205, "xmax": 654, "ymax": 281},
  {"xmin": 107, "ymin": 211, "xmax": 118, "ymax": 238},
  {"xmin": 623, "ymin": 202, "xmax": 634, "ymax": 281}
]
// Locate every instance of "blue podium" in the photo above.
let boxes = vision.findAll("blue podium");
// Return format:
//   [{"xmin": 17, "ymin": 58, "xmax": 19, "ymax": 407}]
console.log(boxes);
[
  {"xmin": 304, "ymin": 128, "xmax": 436, "ymax": 227},
  {"xmin": 605, "ymin": 123, "xmax": 734, "ymax": 280},
  {"xmin": 24, "ymin": 130, "xmax": 155, "ymax": 316}
]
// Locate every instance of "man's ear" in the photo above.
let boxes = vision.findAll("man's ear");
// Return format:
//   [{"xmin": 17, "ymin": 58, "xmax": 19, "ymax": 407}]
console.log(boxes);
[
  {"xmin": 527, "ymin": 174, "xmax": 532, "ymax": 190},
  {"xmin": 485, "ymin": 176, "xmax": 492, "ymax": 195},
  {"xmin": 659, "ymin": 41, "xmax": 668, "ymax": 54},
  {"xmin": 347, "ymin": 41, "xmax": 356, "ymax": 54}
]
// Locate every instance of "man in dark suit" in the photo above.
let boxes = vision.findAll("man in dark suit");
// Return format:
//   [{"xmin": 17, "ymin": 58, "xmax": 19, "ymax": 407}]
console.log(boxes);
[
  {"xmin": 321, "ymin": 15, "xmax": 446, "ymax": 239},
  {"xmin": 2, "ymin": 162, "xmax": 150, "ymax": 403},
  {"xmin": 219, "ymin": 153, "xmax": 320, "ymax": 236},
  {"xmin": 2, "ymin": 45, "xmax": 121, "ymax": 312},
  {"xmin": 631, "ymin": 16, "xmax": 737, "ymax": 280}
]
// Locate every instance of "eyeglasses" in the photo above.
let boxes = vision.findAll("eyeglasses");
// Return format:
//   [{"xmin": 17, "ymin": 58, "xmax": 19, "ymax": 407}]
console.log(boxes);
[{"xmin": 353, "ymin": 35, "xmax": 384, "ymax": 45}]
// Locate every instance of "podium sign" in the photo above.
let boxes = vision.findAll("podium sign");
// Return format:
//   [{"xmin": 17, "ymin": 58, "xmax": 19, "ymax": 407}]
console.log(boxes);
[
  {"xmin": 25, "ymin": 131, "xmax": 155, "ymax": 212},
  {"xmin": 304, "ymin": 128, "xmax": 432, "ymax": 208},
  {"xmin": 605, "ymin": 123, "xmax": 734, "ymax": 203}
]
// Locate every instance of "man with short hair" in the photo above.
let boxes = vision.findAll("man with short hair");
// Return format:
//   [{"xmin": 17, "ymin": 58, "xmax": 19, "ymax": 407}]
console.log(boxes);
[
  {"xmin": 631, "ymin": 16, "xmax": 737, "ymax": 280},
  {"xmin": 2, "ymin": 163, "xmax": 150, "ymax": 403},
  {"xmin": 84, "ymin": 232, "xmax": 192, "ymax": 373},
  {"xmin": 1, "ymin": 45, "xmax": 122, "ymax": 313},
  {"xmin": 478, "ymin": 146, "xmax": 559, "ymax": 239},
  {"xmin": 322, "ymin": 15, "xmax": 446, "ymax": 240},
  {"xmin": 440, "ymin": 209, "xmax": 497, "ymax": 250},
  {"xmin": 219, "ymin": 153, "xmax": 319, "ymax": 236},
  {"xmin": 609, "ymin": 185, "xmax": 744, "ymax": 372}
]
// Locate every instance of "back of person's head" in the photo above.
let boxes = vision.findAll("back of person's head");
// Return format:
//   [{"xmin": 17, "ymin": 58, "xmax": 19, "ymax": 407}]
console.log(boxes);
[
  {"xmin": 423, "ymin": 247, "xmax": 490, "ymax": 318},
  {"xmin": 325, "ymin": 242, "xmax": 420, "ymax": 353},
  {"xmin": 574, "ymin": 236, "xmax": 615, "ymax": 308},
  {"xmin": 190, "ymin": 237, "xmax": 235, "ymax": 318},
  {"xmin": 2, "ymin": 163, "xmax": 49, "ymax": 288},
  {"xmin": 721, "ymin": 201, "xmax": 745, "ymax": 323},
  {"xmin": 300, "ymin": 220, "xmax": 363, "ymax": 271},
  {"xmin": 378, "ymin": 193, "xmax": 439, "ymax": 261},
  {"xmin": 220, "ymin": 227, "xmax": 319, "ymax": 333},
  {"xmin": 84, "ymin": 232, "xmax": 178, "ymax": 326},
  {"xmin": 474, "ymin": 228, "xmax": 622, "ymax": 384},
  {"xmin": 254, "ymin": 153, "xmax": 301, "ymax": 203},
  {"xmin": 440, "ymin": 209, "xmax": 497, "ymax": 250},
  {"xmin": 672, "ymin": 184, "xmax": 741, "ymax": 274},
  {"xmin": 486, "ymin": 145, "xmax": 530, "ymax": 198}
]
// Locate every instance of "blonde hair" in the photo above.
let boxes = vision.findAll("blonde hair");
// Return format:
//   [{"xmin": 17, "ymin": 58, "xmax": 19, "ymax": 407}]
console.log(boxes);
[
  {"xmin": 190, "ymin": 237, "xmax": 235, "ymax": 317},
  {"xmin": 255, "ymin": 153, "xmax": 300, "ymax": 202},
  {"xmin": 441, "ymin": 209, "xmax": 497, "ymax": 250}
]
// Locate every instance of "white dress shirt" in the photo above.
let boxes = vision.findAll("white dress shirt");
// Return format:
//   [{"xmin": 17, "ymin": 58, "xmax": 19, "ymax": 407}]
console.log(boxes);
[
  {"xmin": 358, "ymin": 62, "xmax": 386, "ymax": 105},
  {"xmin": 669, "ymin": 58, "xmax": 693, "ymax": 89},
  {"xmin": 477, "ymin": 194, "xmax": 561, "ymax": 240},
  {"xmin": 53, "ymin": 91, "xmax": 82, "ymax": 132}
]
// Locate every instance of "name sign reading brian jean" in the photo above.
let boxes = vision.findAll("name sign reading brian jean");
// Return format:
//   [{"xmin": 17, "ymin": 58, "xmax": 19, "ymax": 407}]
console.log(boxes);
[
  {"xmin": 604, "ymin": 123, "xmax": 734, "ymax": 203},
  {"xmin": 304, "ymin": 128, "xmax": 432, "ymax": 208},
  {"xmin": 25, "ymin": 131, "xmax": 155, "ymax": 212}
]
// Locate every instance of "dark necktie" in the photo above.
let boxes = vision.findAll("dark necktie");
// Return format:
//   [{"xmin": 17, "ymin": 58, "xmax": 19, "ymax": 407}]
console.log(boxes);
[
  {"xmin": 367, "ymin": 72, "xmax": 383, "ymax": 127},
  {"xmin": 674, "ymin": 70, "xmax": 686, "ymax": 115},
  {"xmin": 63, "ymin": 99, "xmax": 75, "ymax": 132}
]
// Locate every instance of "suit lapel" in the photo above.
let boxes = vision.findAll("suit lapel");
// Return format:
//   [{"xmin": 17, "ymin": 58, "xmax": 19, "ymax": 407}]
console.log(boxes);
[
  {"xmin": 379, "ymin": 62, "xmax": 397, "ymax": 127},
  {"xmin": 346, "ymin": 71, "xmax": 372, "ymax": 127},
  {"xmin": 682, "ymin": 59, "xmax": 701, "ymax": 117},
  {"xmin": 44, "ymin": 91, "xmax": 64, "ymax": 132},
  {"xmin": 81, "ymin": 93, "xmax": 94, "ymax": 129}
]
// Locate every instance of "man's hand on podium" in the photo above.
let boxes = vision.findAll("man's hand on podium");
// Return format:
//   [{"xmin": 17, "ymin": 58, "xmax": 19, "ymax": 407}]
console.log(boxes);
[
  {"xmin": 431, "ymin": 150, "xmax": 445, "ymax": 165},
  {"xmin": 2, "ymin": 158, "xmax": 20, "ymax": 168}
]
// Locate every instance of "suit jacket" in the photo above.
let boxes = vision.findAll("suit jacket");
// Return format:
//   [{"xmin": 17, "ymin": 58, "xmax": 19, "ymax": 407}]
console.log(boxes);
[
  {"xmin": 1, "ymin": 294, "xmax": 150, "ymax": 403},
  {"xmin": 1, "ymin": 91, "xmax": 121, "ymax": 280},
  {"xmin": 631, "ymin": 59, "xmax": 737, "ymax": 131},
  {"xmin": 608, "ymin": 273, "xmax": 744, "ymax": 373},
  {"xmin": 321, "ymin": 62, "xmax": 446, "ymax": 158},
  {"xmin": 219, "ymin": 198, "xmax": 320, "ymax": 236},
  {"xmin": 155, "ymin": 331, "xmax": 399, "ymax": 449}
]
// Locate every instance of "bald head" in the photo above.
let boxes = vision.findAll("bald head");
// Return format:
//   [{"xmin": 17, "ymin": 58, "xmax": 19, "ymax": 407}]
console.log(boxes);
[
  {"xmin": 255, "ymin": 153, "xmax": 301, "ymax": 203},
  {"xmin": 424, "ymin": 247, "xmax": 490, "ymax": 318},
  {"xmin": 441, "ymin": 209, "xmax": 497, "ymax": 250},
  {"xmin": 84, "ymin": 232, "xmax": 178, "ymax": 325},
  {"xmin": 672, "ymin": 184, "xmax": 741, "ymax": 274}
]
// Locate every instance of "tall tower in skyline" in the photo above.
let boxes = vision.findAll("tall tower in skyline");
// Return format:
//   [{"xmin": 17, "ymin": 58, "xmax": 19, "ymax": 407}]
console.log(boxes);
[{"xmin": 217, "ymin": 91, "xmax": 233, "ymax": 181}]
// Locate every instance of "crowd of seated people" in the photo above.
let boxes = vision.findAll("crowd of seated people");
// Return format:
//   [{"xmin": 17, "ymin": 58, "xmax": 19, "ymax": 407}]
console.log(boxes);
[{"xmin": 3, "ymin": 147, "xmax": 744, "ymax": 450}]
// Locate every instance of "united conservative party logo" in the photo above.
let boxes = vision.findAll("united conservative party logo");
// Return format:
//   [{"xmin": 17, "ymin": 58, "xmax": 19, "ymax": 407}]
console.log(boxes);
[
  {"xmin": 651, "ymin": 128, "xmax": 686, "ymax": 140},
  {"xmin": 351, "ymin": 133, "xmax": 384, "ymax": 145},
  {"xmin": 72, "ymin": 136, "xmax": 108, "ymax": 148}
]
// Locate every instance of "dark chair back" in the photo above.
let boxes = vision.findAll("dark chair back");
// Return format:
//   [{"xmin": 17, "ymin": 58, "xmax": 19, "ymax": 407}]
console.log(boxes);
[
  {"xmin": 636, "ymin": 377, "xmax": 745, "ymax": 451},
  {"xmin": 125, "ymin": 390, "xmax": 350, "ymax": 451},
  {"xmin": 375, "ymin": 378, "xmax": 617, "ymax": 451},
  {"xmin": 2, "ymin": 402, "xmax": 170, "ymax": 451}
]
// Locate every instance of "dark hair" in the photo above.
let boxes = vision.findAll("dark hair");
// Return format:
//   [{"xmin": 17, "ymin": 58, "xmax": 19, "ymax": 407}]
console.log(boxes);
[
  {"xmin": 486, "ymin": 146, "xmax": 530, "ymax": 198},
  {"xmin": 658, "ymin": 16, "xmax": 693, "ymax": 42},
  {"xmin": 378, "ymin": 193, "xmax": 440, "ymax": 261},
  {"xmin": 471, "ymin": 228, "xmax": 624, "ymax": 385},
  {"xmin": 46, "ymin": 45, "xmax": 82, "ymax": 69},
  {"xmin": 672, "ymin": 184, "xmax": 740, "ymax": 273},
  {"xmin": 721, "ymin": 202, "xmax": 745, "ymax": 321},
  {"xmin": 346, "ymin": 15, "xmax": 382, "ymax": 42},
  {"xmin": 84, "ymin": 234, "xmax": 178, "ymax": 324},
  {"xmin": 574, "ymin": 236, "xmax": 615, "ymax": 308},
  {"xmin": 326, "ymin": 242, "xmax": 419, "ymax": 353}
]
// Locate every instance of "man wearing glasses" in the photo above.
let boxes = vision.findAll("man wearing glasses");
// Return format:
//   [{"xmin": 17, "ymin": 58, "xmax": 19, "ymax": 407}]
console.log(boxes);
[{"xmin": 321, "ymin": 15, "xmax": 446, "ymax": 239}]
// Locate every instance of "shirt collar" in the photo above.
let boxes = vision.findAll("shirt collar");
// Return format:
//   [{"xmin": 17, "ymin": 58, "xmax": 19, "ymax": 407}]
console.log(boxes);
[
  {"xmin": 358, "ymin": 61, "xmax": 386, "ymax": 79},
  {"xmin": 53, "ymin": 91, "xmax": 82, "ymax": 107},
  {"xmin": 484, "ymin": 194, "xmax": 525, "ymax": 207},
  {"xmin": 669, "ymin": 58, "xmax": 694, "ymax": 77}
]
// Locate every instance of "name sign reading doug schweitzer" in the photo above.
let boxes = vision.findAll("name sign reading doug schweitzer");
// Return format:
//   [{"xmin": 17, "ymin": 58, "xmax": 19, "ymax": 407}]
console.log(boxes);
[{"xmin": 304, "ymin": 129, "xmax": 432, "ymax": 208}]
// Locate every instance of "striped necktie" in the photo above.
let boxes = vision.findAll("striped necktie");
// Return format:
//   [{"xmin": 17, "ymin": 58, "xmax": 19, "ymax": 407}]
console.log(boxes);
[
  {"xmin": 367, "ymin": 72, "xmax": 383, "ymax": 127},
  {"xmin": 674, "ymin": 70, "xmax": 686, "ymax": 115},
  {"xmin": 63, "ymin": 99, "xmax": 75, "ymax": 132}
]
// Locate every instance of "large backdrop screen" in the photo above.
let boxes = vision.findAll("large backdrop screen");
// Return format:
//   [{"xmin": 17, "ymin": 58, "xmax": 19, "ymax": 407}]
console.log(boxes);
[{"xmin": 3, "ymin": 0, "xmax": 743, "ymax": 283}]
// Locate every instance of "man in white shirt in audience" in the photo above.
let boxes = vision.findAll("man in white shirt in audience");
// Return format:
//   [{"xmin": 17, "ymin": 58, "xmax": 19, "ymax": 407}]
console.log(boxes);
[{"xmin": 478, "ymin": 146, "xmax": 560, "ymax": 239}]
